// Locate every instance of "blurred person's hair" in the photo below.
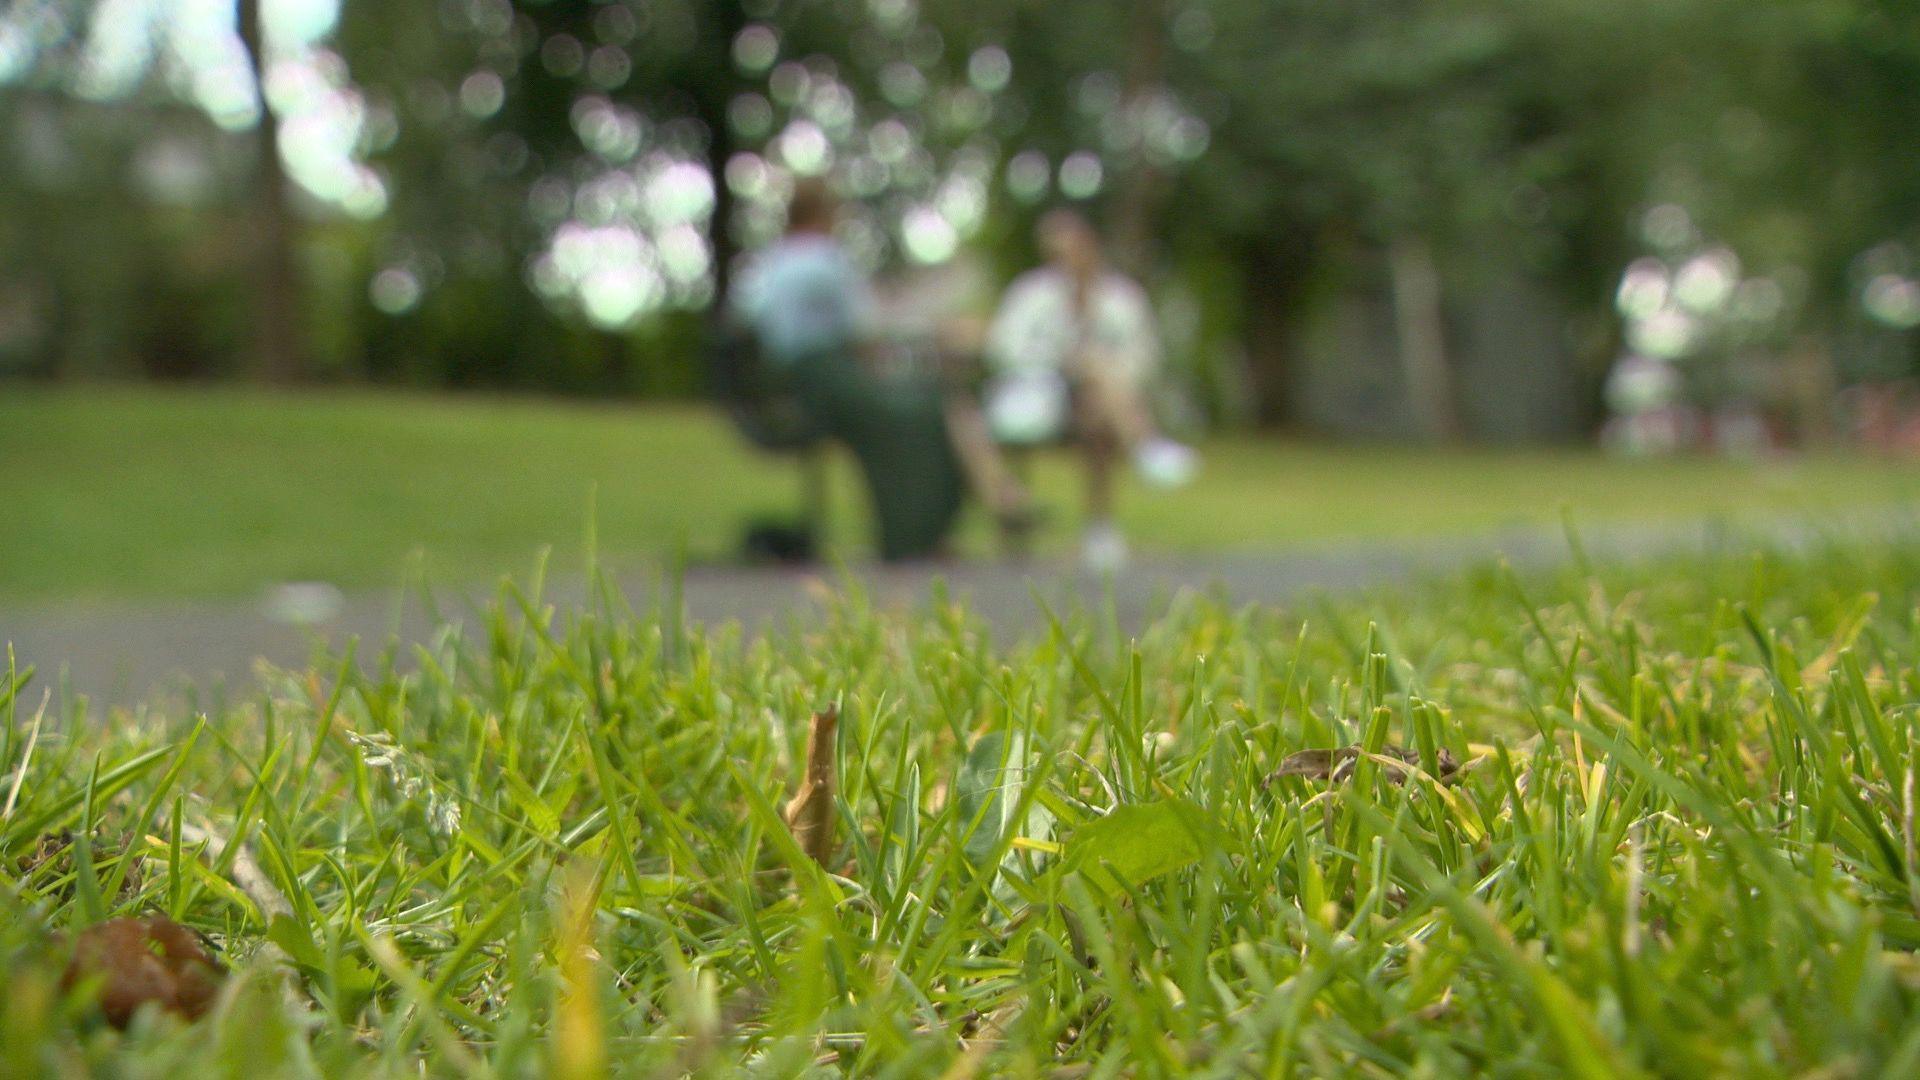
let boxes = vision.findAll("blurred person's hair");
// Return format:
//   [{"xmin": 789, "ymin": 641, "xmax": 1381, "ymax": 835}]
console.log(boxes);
[
  {"xmin": 786, "ymin": 178, "xmax": 839, "ymax": 233},
  {"xmin": 1037, "ymin": 207, "xmax": 1099, "ymax": 247}
]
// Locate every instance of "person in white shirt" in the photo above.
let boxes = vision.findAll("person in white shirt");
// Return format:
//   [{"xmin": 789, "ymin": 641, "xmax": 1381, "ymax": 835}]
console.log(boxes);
[{"xmin": 984, "ymin": 209, "xmax": 1197, "ymax": 570}]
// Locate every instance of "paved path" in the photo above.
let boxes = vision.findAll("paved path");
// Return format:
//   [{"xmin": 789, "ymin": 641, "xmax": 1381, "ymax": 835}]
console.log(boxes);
[{"xmin": 0, "ymin": 515, "xmax": 1894, "ymax": 707}]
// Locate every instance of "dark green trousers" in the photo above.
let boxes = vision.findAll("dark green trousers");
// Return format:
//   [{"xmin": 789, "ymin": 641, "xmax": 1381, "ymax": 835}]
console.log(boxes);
[{"xmin": 788, "ymin": 348, "xmax": 965, "ymax": 560}]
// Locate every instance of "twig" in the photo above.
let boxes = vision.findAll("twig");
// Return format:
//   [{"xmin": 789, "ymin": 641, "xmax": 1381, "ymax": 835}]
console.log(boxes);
[
  {"xmin": 2, "ymin": 690, "xmax": 48, "ymax": 822},
  {"xmin": 179, "ymin": 822, "xmax": 293, "ymax": 922},
  {"xmin": 178, "ymin": 820, "xmax": 306, "ymax": 1014},
  {"xmin": 1904, "ymin": 765, "xmax": 1918, "ymax": 917}
]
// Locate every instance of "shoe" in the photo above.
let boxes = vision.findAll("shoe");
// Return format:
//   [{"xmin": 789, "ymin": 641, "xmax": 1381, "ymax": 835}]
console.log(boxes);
[
  {"xmin": 1081, "ymin": 520, "xmax": 1128, "ymax": 573},
  {"xmin": 996, "ymin": 501, "xmax": 1049, "ymax": 557},
  {"xmin": 1134, "ymin": 437, "xmax": 1199, "ymax": 488}
]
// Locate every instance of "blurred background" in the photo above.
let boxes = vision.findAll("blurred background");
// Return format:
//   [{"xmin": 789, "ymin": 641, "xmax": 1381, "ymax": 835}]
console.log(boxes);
[{"xmin": 4, "ymin": 0, "xmax": 1920, "ymax": 616}]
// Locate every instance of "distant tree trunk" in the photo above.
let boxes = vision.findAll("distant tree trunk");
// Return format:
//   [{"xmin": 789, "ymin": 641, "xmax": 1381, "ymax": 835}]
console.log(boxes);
[
  {"xmin": 693, "ymin": 0, "xmax": 745, "ymax": 307},
  {"xmin": 1387, "ymin": 234, "xmax": 1459, "ymax": 440},
  {"xmin": 1786, "ymin": 334, "xmax": 1838, "ymax": 446},
  {"xmin": 237, "ymin": 0, "xmax": 307, "ymax": 383},
  {"xmin": 1243, "ymin": 236, "xmax": 1308, "ymax": 429},
  {"xmin": 1107, "ymin": 0, "xmax": 1168, "ymax": 277}
]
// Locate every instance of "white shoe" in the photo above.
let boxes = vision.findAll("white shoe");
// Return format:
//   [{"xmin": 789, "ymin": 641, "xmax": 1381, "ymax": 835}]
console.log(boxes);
[
  {"xmin": 1081, "ymin": 521, "xmax": 1128, "ymax": 573},
  {"xmin": 262, "ymin": 582, "xmax": 345, "ymax": 626},
  {"xmin": 1134, "ymin": 437, "xmax": 1199, "ymax": 488}
]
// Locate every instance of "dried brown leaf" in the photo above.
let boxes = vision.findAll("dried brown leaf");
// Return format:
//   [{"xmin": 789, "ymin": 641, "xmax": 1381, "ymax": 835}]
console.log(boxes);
[
  {"xmin": 60, "ymin": 915, "xmax": 225, "ymax": 1028},
  {"xmin": 1265, "ymin": 745, "xmax": 1459, "ymax": 787},
  {"xmin": 783, "ymin": 704, "xmax": 839, "ymax": 866},
  {"xmin": 1269, "ymin": 748, "xmax": 1342, "ymax": 781}
]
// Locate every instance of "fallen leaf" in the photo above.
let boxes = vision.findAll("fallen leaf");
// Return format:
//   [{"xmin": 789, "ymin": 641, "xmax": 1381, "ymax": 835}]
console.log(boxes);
[
  {"xmin": 61, "ymin": 915, "xmax": 225, "ymax": 1028},
  {"xmin": 783, "ymin": 704, "xmax": 839, "ymax": 865},
  {"xmin": 1268, "ymin": 748, "xmax": 1341, "ymax": 782},
  {"xmin": 954, "ymin": 729, "xmax": 1034, "ymax": 867},
  {"xmin": 1265, "ymin": 745, "xmax": 1459, "ymax": 787},
  {"xmin": 1067, "ymin": 798, "xmax": 1230, "ymax": 891}
]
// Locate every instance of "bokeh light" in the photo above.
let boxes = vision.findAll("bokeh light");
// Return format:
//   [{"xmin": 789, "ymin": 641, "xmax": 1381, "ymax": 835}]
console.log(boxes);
[
  {"xmin": 1673, "ymin": 248, "xmax": 1739, "ymax": 314},
  {"xmin": 1616, "ymin": 258, "xmax": 1669, "ymax": 320},
  {"xmin": 1059, "ymin": 151, "xmax": 1104, "ymax": 199},
  {"xmin": 900, "ymin": 205, "xmax": 957, "ymax": 264},
  {"xmin": 774, "ymin": 119, "xmax": 831, "ymax": 175},
  {"xmin": 733, "ymin": 24, "xmax": 779, "ymax": 74},
  {"xmin": 368, "ymin": 266, "xmax": 422, "ymax": 314},
  {"xmin": 1641, "ymin": 203, "xmax": 1695, "ymax": 251},
  {"xmin": 1006, "ymin": 150, "xmax": 1050, "ymax": 203},
  {"xmin": 967, "ymin": 46, "xmax": 1011, "ymax": 94},
  {"xmin": 458, "ymin": 71, "xmax": 504, "ymax": 119},
  {"xmin": 1865, "ymin": 274, "xmax": 1920, "ymax": 329}
]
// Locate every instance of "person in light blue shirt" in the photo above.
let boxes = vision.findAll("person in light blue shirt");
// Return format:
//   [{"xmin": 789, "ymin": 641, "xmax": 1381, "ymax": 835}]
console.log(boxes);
[
  {"xmin": 725, "ymin": 180, "xmax": 1031, "ymax": 559},
  {"xmin": 731, "ymin": 210, "xmax": 873, "ymax": 364}
]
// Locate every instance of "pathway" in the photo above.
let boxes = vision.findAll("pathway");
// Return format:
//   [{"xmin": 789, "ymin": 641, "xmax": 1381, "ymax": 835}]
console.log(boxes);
[{"xmin": 0, "ymin": 515, "xmax": 1884, "ymax": 707}]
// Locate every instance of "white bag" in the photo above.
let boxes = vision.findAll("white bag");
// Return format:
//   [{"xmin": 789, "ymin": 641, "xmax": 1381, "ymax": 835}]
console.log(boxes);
[{"xmin": 985, "ymin": 370, "xmax": 1069, "ymax": 445}]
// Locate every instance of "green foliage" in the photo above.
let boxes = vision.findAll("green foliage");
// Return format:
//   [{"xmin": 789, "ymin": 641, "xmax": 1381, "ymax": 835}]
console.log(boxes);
[
  {"xmin": 11, "ymin": 532, "xmax": 1920, "ymax": 1071},
  {"xmin": 7, "ymin": 1, "xmax": 1920, "ymax": 415}
]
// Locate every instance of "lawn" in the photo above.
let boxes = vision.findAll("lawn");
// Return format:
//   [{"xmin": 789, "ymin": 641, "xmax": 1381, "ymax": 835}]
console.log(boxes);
[
  {"xmin": 4, "ymin": 384, "xmax": 1920, "ymax": 599},
  {"xmin": 7, "ymin": 530, "xmax": 1920, "ymax": 1074}
]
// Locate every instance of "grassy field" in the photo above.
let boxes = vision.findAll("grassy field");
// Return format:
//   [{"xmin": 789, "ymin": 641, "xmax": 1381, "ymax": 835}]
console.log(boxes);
[
  {"xmin": 5, "ymin": 385, "xmax": 1920, "ymax": 599},
  {"xmin": 8, "ymin": 531, "xmax": 1920, "ymax": 1074}
]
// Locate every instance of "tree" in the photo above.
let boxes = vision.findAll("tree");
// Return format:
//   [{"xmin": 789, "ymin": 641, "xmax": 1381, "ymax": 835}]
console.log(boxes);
[
  {"xmin": 237, "ymin": 0, "xmax": 308, "ymax": 383},
  {"xmin": 8, "ymin": 0, "xmax": 1920, "ymax": 440}
]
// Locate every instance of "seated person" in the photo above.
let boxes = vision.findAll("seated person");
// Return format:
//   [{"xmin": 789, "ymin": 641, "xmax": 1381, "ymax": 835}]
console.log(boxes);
[
  {"xmin": 731, "ymin": 180, "xmax": 1030, "ymax": 560},
  {"xmin": 984, "ymin": 209, "xmax": 1197, "ymax": 571}
]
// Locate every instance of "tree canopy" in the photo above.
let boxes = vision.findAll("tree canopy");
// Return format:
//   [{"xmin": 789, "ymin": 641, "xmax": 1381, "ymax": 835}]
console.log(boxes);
[{"xmin": 2, "ymin": 0, "xmax": 1917, "ymax": 433}]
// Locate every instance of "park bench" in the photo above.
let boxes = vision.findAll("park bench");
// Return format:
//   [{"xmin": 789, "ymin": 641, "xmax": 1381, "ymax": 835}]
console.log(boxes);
[{"xmin": 710, "ymin": 322, "xmax": 1029, "ymax": 561}]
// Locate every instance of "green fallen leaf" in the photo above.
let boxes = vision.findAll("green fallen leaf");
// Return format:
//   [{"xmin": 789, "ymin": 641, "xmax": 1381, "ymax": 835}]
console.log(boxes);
[
  {"xmin": 955, "ymin": 730, "xmax": 1027, "ymax": 867},
  {"xmin": 1067, "ymin": 798, "xmax": 1226, "ymax": 891}
]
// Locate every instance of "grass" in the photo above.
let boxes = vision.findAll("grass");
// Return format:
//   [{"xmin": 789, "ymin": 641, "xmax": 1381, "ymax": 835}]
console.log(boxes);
[
  {"xmin": 5, "ymin": 384, "xmax": 1920, "ymax": 599},
  {"xmin": 8, "ymin": 529, "xmax": 1920, "ymax": 1074}
]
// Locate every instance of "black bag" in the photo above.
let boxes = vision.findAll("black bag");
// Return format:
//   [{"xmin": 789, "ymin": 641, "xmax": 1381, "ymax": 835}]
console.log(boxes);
[{"xmin": 706, "ymin": 319, "xmax": 826, "ymax": 452}]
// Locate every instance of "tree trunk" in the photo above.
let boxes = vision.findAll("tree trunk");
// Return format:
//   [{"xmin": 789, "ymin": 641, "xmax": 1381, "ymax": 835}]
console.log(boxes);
[
  {"xmin": 1386, "ymin": 234, "xmax": 1458, "ymax": 440},
  {"xmin": 1786, "ymin": 334, "xmax": 1838, "ymax": 446},
  {"xmin": 1242, "ymin": 238, "xmax": 1305, "ymax": 429},
  {"xmin": 237, "ymin": 0, "xmax": 306, "ymax": 383},
  {"xmin": 1107, "ymin": 0, "xmax": 1168, "ymax": 277},
  {"xmin": 692, "ymin": 1, "xmax": 745, "ymax": 307}
]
